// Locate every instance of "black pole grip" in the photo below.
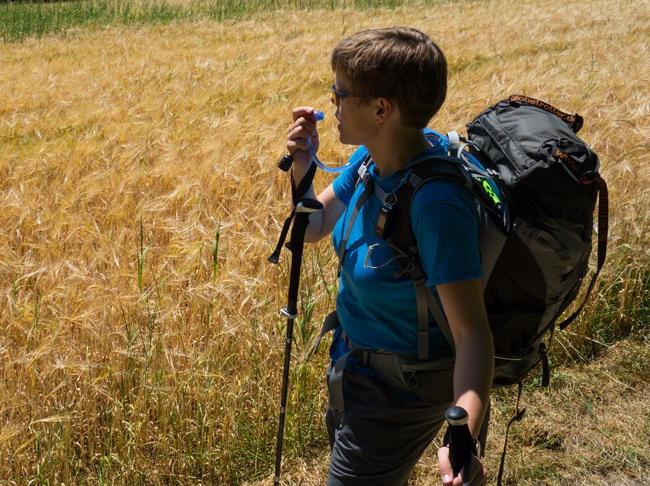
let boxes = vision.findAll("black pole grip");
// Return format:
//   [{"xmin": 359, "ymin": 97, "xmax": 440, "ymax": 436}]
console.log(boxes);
[
  {"xmin": 445, "ymin": 406, "xmax": 474, "ymax": 479},
  {"xmin": 278, "ymin": 154, "xmax": 294, "ymax": 172}
]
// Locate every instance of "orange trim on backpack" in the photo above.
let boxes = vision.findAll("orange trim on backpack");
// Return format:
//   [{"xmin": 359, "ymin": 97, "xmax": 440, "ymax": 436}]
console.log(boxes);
[{"xmin": 509, "ymin": 95, "xmax": 578, "ymax": 125}]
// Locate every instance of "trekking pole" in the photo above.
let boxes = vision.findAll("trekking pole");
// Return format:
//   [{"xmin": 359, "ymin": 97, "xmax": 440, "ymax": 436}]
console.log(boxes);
[
  {"xmin": 274, "ymin": 198, "xmax": 323, "ymax": 486},
  {"xmin": 444, "ymin": 406, "xmax": 475, "ymax": 486}
]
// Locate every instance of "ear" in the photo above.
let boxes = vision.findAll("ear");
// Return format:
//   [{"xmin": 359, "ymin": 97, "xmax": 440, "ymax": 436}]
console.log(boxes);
[{"xmin": 375, "ymin": 97, "xmax": 394, "ymax": 123}]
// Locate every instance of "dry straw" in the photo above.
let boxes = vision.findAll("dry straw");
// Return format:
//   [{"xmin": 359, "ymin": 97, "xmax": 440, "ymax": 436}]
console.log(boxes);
[{"xmin": 0, "ymin": 0, "xmax": 648, "ymax": 484}]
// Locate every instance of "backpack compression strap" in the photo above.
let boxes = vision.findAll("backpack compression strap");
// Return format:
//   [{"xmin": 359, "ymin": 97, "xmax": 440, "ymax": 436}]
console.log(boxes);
[{"xmin": 559, "ymin": 173, "xmax": 609, "ymax": 330}]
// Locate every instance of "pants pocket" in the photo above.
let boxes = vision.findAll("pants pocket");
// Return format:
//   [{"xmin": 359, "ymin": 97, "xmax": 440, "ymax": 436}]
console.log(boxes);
[{"xmin": 406, "ymin": 365, "xmax": 455, "ymax": 406}]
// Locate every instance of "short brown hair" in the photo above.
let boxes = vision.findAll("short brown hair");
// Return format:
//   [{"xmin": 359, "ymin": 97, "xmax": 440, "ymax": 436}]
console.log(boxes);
[{"xmin": 331, "ymin": 27, "xmax": 447, "ymax": 128}]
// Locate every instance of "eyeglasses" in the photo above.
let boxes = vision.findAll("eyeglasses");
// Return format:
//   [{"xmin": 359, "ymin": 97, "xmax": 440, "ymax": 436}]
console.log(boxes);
[{"xmin": 330, "ymin": 85, "xmax": 362, "ymax": 105}]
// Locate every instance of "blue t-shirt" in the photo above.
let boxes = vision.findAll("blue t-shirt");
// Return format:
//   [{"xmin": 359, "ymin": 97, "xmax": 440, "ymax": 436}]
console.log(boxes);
[{"xmin": 330, "ymin": 135, "xmax": 482, "ymax": 363}]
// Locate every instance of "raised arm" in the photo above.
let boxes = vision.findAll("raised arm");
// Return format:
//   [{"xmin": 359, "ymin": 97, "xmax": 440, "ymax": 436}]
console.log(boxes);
[{"xmin": 286, "ymin": 106, "xmax": 346, "ymax": 242}]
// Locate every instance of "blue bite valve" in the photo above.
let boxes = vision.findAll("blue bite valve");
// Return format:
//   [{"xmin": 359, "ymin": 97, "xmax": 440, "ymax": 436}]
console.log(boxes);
[{"xmin": 312, "ymin": 110, "xmax": 325, "ymax": 121}]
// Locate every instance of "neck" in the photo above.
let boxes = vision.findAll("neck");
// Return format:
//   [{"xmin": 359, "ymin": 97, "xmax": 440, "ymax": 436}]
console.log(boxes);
[{"xmin": 366, "ymin": 127, "xmax": 432, "ymax": 177}]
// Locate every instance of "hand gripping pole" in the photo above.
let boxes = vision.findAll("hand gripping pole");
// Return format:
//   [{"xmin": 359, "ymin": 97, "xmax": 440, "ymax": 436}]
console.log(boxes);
[
  {"xmin": 274, "ymin": 198, "xmax": 323, "ymax": 486},
  {"xmin": 444, "ymin": 406, "xmax": 477, "ymax": 486}
]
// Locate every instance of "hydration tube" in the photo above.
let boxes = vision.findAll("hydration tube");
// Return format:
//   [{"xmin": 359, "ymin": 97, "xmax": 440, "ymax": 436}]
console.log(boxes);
[{"xmin": 308, "ymin": 111, "xmax": 354, "ymax": 174}]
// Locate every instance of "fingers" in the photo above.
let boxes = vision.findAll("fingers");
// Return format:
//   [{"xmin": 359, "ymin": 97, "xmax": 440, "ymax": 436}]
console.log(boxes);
[
  {"xmin": 458, "ymin": 455, "xmax": 487, "ymax": 486},
  {"xmin": 438, "ymin": 447, "xmax": 487, "ymax": 486},
  {"xmin": 289, "ymin": 108, "xmax": 319, "ymax": 147},
  {"xmin": 437, "ymin": 446, "xmax": 455, "ymax": 486},
  {"xmin": 287, "ymin": 106, "xmax": 320, "ymax": 168},
  {"xmin": 292, "ymin": 106, "xmax": 320, "ymax": 123},
  {"xmin": 287, "ymin": 123, "xmax": 312, "ymax": 153}
]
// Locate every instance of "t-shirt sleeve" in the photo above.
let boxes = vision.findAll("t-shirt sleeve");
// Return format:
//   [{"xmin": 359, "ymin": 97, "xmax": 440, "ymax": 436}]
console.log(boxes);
[{"xmin": 411, "ymin": 180, "xmax": 482, "ymax": 287}]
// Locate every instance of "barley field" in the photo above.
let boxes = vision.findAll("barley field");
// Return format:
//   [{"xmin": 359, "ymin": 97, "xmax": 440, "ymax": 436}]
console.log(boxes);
[{"xmin": 1, "ymin": 0, "xmax": 649, "ymax": 485}]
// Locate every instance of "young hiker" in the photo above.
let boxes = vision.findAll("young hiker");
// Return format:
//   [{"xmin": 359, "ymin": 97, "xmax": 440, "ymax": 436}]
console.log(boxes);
[{"xmin": 284, "ymin": 27, "xmax": 493, "ymax": 486}]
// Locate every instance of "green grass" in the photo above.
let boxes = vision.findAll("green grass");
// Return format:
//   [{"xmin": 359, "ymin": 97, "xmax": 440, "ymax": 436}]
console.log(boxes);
[{"xmin": 0, "ymin": 0, "xmax": 480, "ymax": 42}]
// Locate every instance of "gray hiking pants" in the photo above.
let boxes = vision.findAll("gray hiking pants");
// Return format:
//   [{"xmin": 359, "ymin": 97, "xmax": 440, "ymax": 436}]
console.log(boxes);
[{"xmin": 325, "ymin": 362, "xmax": 454, "ymax": 485}]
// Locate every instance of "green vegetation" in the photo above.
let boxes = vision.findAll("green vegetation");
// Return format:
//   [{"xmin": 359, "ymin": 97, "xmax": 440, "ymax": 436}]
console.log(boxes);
[{"xmin": 0, "ymin": 0, "xmax": 478, "ymax": 42}]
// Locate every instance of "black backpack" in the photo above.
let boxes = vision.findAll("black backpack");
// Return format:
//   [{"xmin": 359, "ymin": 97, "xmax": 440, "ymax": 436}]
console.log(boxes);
[{"xmin": 379, "ymin": 95, "xmax": 608, "ymax": 390}]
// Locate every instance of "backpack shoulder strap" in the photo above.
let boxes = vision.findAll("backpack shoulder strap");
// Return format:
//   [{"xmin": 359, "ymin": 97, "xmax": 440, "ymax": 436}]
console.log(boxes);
[
  {"xmin": 388, "ymin": 156, "xmax": 504, "ymax": 358},
  {"xmin": 389, "ymin": 154, "xmax": 500, "ymax": 266},
  {"xmin": 388, "ymin": 157, "xmax": 466, "ymax": 357}
]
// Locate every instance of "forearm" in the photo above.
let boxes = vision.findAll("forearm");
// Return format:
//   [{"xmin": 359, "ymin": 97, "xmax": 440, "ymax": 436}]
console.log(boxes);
[
  {"xmin": 437, "ymin": 279, "xmax": 494, "ymax": 439},
  {"xmin": 452, "ymin": 331, "xmax": 494, "ymax": 439}
]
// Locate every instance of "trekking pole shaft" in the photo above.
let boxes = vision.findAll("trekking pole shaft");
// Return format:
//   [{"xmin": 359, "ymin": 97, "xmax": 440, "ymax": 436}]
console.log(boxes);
[
  {"xmin": 274, "ymin": 313, "xmax": 295, "ymax": 486},
  {"xmin": 274, "ymin": 201, "xmax": 319, "ymax": 486}
]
